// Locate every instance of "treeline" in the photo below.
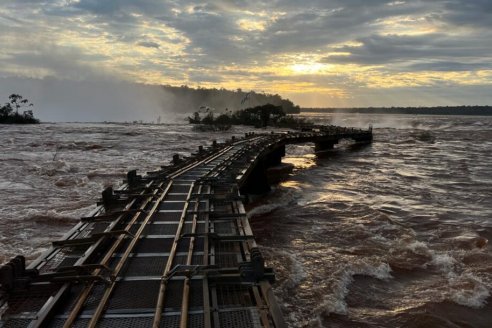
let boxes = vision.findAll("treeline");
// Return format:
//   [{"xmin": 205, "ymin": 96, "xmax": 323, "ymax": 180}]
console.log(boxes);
[
  {"xmin": 189, "ymin": 104, "xmax": 307, "ymax": 129},
  {"xmin": 0, "ymin": 94, "xmax": 39, "ymax": 124},
  {"xmin": 303, "ymin": 106, "xmax": 492, "ymax": 116},
  {"xmin": 161, "ymin": 85, "xmax": 300, "ymax": 114}
]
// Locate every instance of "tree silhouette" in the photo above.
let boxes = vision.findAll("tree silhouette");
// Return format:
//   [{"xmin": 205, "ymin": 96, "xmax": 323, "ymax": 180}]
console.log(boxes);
[
  {"xmin": 9, "ymin": 94, "xmax": 33, "ymax": 114},
  {"xmin": 188, "ymin": 103, "xmax": 305, "ymax": 129},
  {"xmin": 0, "ymin": 94, "xmax": 39, "ymax": 124}
]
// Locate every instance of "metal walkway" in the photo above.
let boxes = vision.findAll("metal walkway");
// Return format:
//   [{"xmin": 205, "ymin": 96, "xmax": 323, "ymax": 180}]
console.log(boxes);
[{"xmin": 0, "ymin": 126, "xmax": 372, "ymax": 328}]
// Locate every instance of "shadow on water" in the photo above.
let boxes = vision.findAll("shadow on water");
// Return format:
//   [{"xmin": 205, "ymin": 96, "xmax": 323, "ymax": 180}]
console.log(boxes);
[{"xmin": 314, "ymin": 142, "xmax": 372, "ymax": 160}]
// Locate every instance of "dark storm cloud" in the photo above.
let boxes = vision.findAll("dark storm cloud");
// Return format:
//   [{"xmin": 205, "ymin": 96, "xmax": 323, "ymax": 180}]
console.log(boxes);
[
  {"xmin": 323, "ymin": 33, "xmax": 492, "ymax": 70},
  {"xmin": 155, "ymin": 0, "xmax": 432, "ymax": 62},
  {"xmin": 442, "ymin": 0, "xmax": 492, "ymax": 28},
  {"xmin": 259, "ymin": 0, "xmax": 429, "ymax": 51},
  {"xmin": 407, "ymin": 61, "xmax": 492, "ymax": 72},
  {"xmin": 70, "ymin": 0, "xmax": 169, "ymax": 16},
  {"xmin": 156, "ymin": 10, "xmax": 245, "ymax": 63}
]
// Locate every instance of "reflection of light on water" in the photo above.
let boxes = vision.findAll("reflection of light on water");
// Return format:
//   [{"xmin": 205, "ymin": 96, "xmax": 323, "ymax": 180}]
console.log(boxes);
[
  {"xmin": 301, "ymin": 183, "xmax": 359, "ymax": 205},
  {"xmin": 258, "ymin": 115, "xmax": 492, "ymax": 326},
  {"xmin": 292, "ymin": 239, "xmax": 304, "ymax": 247},
  {"xmin": 334, "ymin": 138, "xmax": 355, "ymax": 149},
  {"xmin": 283, "ymin": 155, "xmax": 316, "ymax": 169},
  {"xmin": 279, "ymin": 180, "xmax": 304, "ymax": 189},
  {"xmin": 284, "ymin": 144, "xmax": 316, "ymax": 169}
]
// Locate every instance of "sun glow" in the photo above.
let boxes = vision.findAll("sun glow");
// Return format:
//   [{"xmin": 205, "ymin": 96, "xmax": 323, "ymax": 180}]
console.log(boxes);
[
  {"xmin": 290, "ymin": 63, "xmax": 330, "ymax": 74},
  {"xmin": 237, "ymin": 19, "xmax": 267, "ymax": 31}
]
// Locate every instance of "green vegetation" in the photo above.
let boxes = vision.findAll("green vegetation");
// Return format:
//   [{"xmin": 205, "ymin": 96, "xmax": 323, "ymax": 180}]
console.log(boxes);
[
  {"xmin": 0, "ymin": 94, "xmax": 39, "ymax": 124},
  {"xmin": 188, "ymin": 104, "xmax": 307, "ymax": 130}
]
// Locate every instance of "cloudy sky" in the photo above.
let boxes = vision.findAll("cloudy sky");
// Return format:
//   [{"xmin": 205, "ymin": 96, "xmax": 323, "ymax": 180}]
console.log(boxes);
[{"xmin": 1, "ymin": 0, "xmax": 492, "ymax": 108}]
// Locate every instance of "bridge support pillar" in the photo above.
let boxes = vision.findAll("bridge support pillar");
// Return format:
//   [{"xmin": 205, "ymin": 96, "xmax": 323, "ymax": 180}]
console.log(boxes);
[
  {"xmin": 240, "ymin": 145, "xmax": 286, "ymax": 200},
  {"xmin": 240, "ymin": 161, "xmax": 271, "ymax": 198},
  {"xmin": 315, "ymin": 141, "xmax": 336, "ymax": 152},
  {"xmin": 265, "ymin": 145, "xmax": 285, "ymax": 166},
  {"xmin": 353, "ymin": 136, "xmax": 373, "ymax": 144}
]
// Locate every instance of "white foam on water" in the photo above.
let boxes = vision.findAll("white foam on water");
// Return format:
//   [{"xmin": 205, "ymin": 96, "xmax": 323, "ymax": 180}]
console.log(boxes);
[
  {"xmin": 313, "ymin": 262, "xmax": 392, "ymax": 317},
  {"xmin": 284, "ymin": 252, "xmax": 307, "ymax": 288},
  {"xmin": 401, "ymin": 240, "xmax": 459, "ymax": 273},
  {"xmin": 404, "ymin": 240, "xmax": 429, "ymax": 252},
  {"xmin": 247, "ymin": 188, "xmax": 299, "ymax": 218},
  {"xmin": 402, "ymin": 239, "xmax": 491, "ymax": 309},
  {"xmin": 449, "ymin": 274, "xmax": 490, "ymax": 308},
  {"xmin": 54, "ymin": 176, "xmax": 88, "ymax": 188},
  {"xmin": 430, "ymin": 253, "xmax": 458, "ymax": 273},
  {"xmin": 247, "ymin": 203, "xmax": 284, "ymax": 218},
  {"xmin": 0, "ymin": 182, "xmax": 34, "ymax": 190},
  {"xmin": 25, "ymin": 208, "xmax": 82, "ymax": 224},
  {"xmin": 260, "ymin": 246, "xmax": 307, "ymax": 288},
  {"xmin": 32, "ymin": 159, "xmax": 81, "ymax": 177}
]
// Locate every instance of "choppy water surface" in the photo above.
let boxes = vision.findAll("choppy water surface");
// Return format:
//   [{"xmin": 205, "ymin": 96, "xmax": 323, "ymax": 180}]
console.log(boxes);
[
  {"xmin": 0, "ymin": 122, "xmax": 246, "ymax": 261},
  {"xmin": 1, "ymin": 114, "xmax": 491, "ymax": 327},
  {"xmin": 251, "ymin": 113, "xmax": 492, "ymax": 327}
]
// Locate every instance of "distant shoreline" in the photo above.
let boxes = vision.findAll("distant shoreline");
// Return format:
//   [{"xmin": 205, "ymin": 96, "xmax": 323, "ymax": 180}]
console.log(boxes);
[{"xmin": 302, "ymin": 106, "xmax": 492, "ymax": 116}]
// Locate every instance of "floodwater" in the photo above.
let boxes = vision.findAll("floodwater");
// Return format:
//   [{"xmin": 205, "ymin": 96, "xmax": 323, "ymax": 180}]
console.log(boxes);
[
  {"xmin": 0, "ymin": 122, "xmax": 246, "ymax": 261},
  {"xmin": 1, "ymin": 114, "xmax": 491, "ymax": 327},
  {"xmin": 251, "ymin": 113, "xmax": 492, "ymax": 327}
]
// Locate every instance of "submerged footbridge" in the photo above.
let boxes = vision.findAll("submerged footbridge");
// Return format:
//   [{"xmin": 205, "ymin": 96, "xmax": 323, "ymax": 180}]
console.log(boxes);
[{"xmin": 0, "ymin": 126, "xmax": 372, "ymax": 328}]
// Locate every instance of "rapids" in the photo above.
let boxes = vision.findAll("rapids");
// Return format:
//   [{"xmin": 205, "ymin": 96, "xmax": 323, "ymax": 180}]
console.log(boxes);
[{"xmin": 1, "ymin": 114, "xmax": 491, "ymax": 327}]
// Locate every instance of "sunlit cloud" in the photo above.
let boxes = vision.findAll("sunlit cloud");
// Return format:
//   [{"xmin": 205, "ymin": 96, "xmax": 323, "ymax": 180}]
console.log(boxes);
[
  {"xmin": 374, "ymin": 16, "xmax": 441, "ymax": 36},
  {"xmin": 290, "ymin": 63, "xmax": 332, "ymax": 75},
  {"xmin": 237, "ymin": 19, "xmax": 267, "ymax": 31},
  {"xmin": 0, "ymin": 0, "xmax": 491, "ymax": 106}
]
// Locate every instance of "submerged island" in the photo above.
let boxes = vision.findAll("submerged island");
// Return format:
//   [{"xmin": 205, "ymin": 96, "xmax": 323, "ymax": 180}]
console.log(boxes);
[
  {"xmin": 188, "ymin": 103, "xmax": 307, "ymax": 130},
  {"xmin": 0, "ymin": 94, "xmax": 39, "ymax": 124}
]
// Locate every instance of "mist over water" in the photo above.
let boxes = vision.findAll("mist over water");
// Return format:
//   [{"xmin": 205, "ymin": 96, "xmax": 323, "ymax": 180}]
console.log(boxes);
[
  {"xmin": 0, "ymin": 78, "xmax": 296, "ymax": 123},
  {"xmin": 1, "ymin": 113, "xmax": 491, "ymax": 327},
  {"xmin": 0, "ymin": 78, "xmax": 202, "ymax": 123}
]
